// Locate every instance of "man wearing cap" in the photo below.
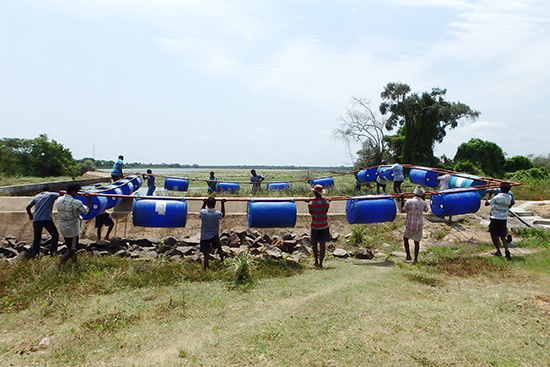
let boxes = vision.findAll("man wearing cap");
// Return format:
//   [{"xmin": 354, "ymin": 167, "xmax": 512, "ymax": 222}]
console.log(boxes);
[
  {"xmin": 399, "ymin": 186, "xmax": 429, "ymax": 264},
  {"xmin": 308, "ymin": 184, "xmax": 330, "ymax": 269}
]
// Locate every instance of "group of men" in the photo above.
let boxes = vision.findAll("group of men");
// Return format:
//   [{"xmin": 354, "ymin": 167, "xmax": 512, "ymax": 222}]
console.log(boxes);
[
  {"xmin": 26, "ymin": 183, "xmax": 91, "ymax": 266},
  {"xmin": 28, "ymin": 153, "xmax": 516, "ymax": 268}
]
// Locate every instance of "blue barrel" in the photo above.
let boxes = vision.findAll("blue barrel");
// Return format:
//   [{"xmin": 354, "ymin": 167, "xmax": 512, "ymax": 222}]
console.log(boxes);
[
  {"xmin": 164, "ymin": 177, "xmax": 189, "ymax": 191},
  {"xmin": 449, "ymin": 174, "xmax": 487, "ymax": 197},
  {"xmin": 311, "ymin": 177, "xmax": 334, "ymax": 189},
  {"xmin": 409, "ymin": 167, "xmax": 440, "ymax": 188},
  {"xmin": 102, "ymin": 185, "xmax": 124, "ymax": 209},
  {"xmin": 378, "ymin": 165, "xmax": 394, "ymax": 181},
  {"xmin": 127, "ymin": 175, "xmax": 142, "ymax": 192},
  {"xmin": 356, "ymin": 168, "xmax": 377, "ymax": 182},
  {"xmin": 132, "ymin": 198, "xmax": 187, "ymax": 228},
  {"xmin": 430, "ymin": 190, "xmax": 481, "ymax": 217},
  {"xmin": 75, "ymin": 193, "xmax": 109, "ymax": 220},
  {"xmin": 266, "ymin": 181, "xmax": 290, "ymax": 191},
  {"xmin": 247, "ymin": 200, "xmax": 297, "ymax": 228},
  {"xmin": 346, "ymin": 195, "xmax": 397, "ymax": 224},
  {"xmin": 113, "ymin": 179, "xmax": 134, "ymax": 196},
  {"xmin": 217, "ymin": 182, "xmax": 240, "ymax": 193}
]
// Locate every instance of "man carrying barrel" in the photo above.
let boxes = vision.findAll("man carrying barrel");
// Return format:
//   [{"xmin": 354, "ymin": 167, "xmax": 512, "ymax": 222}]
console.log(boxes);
[
  {"xmin": 199, "ymin": 197, "xmax": 226, "ymax": 270},
  {"xmin": 485, "ymin": 182, "xmax": 513, "ymax": 260},
  {"xmin": 308, "ymin": 184, "xmax": 330, "ymax": 269},
  {"xmin": 111, "ymin": 155, "xmax": 124, "ymax": 182}
]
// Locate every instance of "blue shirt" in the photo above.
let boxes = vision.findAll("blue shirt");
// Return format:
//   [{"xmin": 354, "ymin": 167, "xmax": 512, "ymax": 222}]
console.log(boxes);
[
  {"xmin": 28, "ymin": 192, "xmax": 60, "ymax": 221},
  {"xmin": 199, "ymin": 208, "xmax": 223, "ymax": 240}
]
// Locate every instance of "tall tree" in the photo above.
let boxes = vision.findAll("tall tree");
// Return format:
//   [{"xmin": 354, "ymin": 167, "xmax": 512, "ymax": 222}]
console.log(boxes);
[
  {"xmin": 334, "ymin": 96, "xmax": 389, "ymax": 168},
  {"xmin": 379, "ymin": 82, "xmax": 480, "ymax": 166},
  {"xmin": 454, "ymin": 138, "xmax": 505, "ymax": 178}
]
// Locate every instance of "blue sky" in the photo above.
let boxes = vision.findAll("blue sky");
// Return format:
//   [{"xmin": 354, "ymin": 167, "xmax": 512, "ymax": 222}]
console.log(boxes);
[{"xmin": 1, "ymin": 0, "xmax": 549, "ymax": 166}]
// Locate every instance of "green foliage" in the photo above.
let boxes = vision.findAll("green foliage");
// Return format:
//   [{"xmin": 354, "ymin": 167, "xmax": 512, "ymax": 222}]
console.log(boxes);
[
  {"xmin": 0, "ymin": 134, "xmax": 79, "ymax": 177},
  {"xmin": 229, "ymin": 251, "xmax": 257, "ymax": 287},
  {"xmin": 454, "ymin": 138, "xmax": 505, "ymax": 177},
  {"xmin": 452, "ymin": 160, "xmax": 484, "ymax": 176},
  {"xmin": 507, "ymin": 167, "xmax": 550, "ymax": 181},
  {"xmin": 77, "ymin": 157, "xmax": 97, "ymax": 175},
  {"xmin": 505, "ymin": 155, "xmax": 534, "ymax": 173},
  {"xmin": 379, "ymin": 82, "xmax": 479, "ymax": 166}
]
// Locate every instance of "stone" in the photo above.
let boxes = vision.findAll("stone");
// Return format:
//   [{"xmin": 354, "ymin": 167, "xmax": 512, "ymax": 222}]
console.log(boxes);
[
  {"xmin": 130, "ymin": 238, "xmax": 153, "ymax": 247},
  {"xmin": 355, "ymin": 248, "xmax": 374, "ymax": 260},
  {"xmin": 184, "ymin": 235, "xmax": 200, "ymax": 245},
  {"xmin": 163, "ymin": 236, "xmax": 178, "ymax": 247},
  {"xmin": 176, "ymin": 246, "xmax": 195, "ymax": 256},
  {"xmin": 229, "ymin": 232, "xmax": 241, "ymax": 247},
  {"xmin": 141, "ymin": 251, "xmax": 158, "ymax": 259},
  {"xmin": 0, "ymin": 246, "xmax": 18, "ymax": 258},
  {"xmin": 265, "ymin": 245, "xmax": 283, "ymax": 259},
  {"xmin": 295, "ymin": 245, "xmax": 312, "ymax": 256},
  {"xmin": 333, "ymin": 248, "xmax": 349, "ymax": 258},
  {"xmin": 187, "ymin": 254, "xmax": 201, "ymax": 263},
  {"xmin": 330, "ymin": 232, "xmax": 339, "ymax": 241}
]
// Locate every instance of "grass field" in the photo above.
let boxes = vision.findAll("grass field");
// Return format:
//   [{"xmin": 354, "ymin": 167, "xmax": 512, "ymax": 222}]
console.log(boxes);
[{"xmin": 2, "ymin": 229, "xmax": 550, "ymax": 366}]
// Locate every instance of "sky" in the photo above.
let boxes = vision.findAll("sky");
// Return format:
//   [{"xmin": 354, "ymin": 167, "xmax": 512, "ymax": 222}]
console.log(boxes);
[{"xmin": 1, "ymin": 0, "xmax": 549, "ymax": 167}]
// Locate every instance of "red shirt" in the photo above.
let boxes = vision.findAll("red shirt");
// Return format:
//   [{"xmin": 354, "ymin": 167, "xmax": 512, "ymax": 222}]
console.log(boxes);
[{"xmin": 309, "ymin": 198, "xmax": 329, "ymax": 230}]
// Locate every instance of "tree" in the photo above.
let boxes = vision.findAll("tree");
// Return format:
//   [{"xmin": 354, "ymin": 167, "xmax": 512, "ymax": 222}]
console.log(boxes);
[
  {"xmin": 334, "ymin": 96, "xmax": 390, "ymax": 168},
  {"xmin": 454, "ymin": 138, "xmax": 505, "ymax": 178},
  {"xmin": 0, "ymin": 134, "xmax": 79, "ymax": 177},
  {"xmin": 504, "ymin": 155, "xmax": 534, "ymax": 173},
  {"xmin": 379, "ymin": 82, "xmax": 480, "ymax": 166}
]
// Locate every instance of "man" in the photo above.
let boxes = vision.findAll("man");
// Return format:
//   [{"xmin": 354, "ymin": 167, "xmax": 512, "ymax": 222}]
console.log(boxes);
[
  {"xmin": 384, "ymin": 157, "xmax": 404, "ymax": 194},
  {"xmin": 57, "ymin": 183, "xmax": 91, "ymax": 266},
  {"xmin": 206, "ymin": 171, "xmax": 218, "ymax": 193},
  {"xmin": 111, "ymin": 155, "xmax": 124, "ymax": 182},
  {"xmin": 250, "ymin": 169, "xmax": 265, "ymax": 194},
  {"xmin": 308, "ymin": 184, "xmax": 330, "ymax": 269},
  {"xmin": 399, "ymin": 186, "xmax": 429, "ymax": 264},
  {"xmin": 485, "ymin": 182, "xmax": 513, "ymax": 260},
  {"xmin": 26, "ymin": 185, "xmax": 61, "ymax": 257},
  {"xmin": 376, "ymin": 160, "xmax": 388, "ymax": 195},
  {"xmin": 199, "ymin": 197, "xmax": 226, "ymax": 270}
]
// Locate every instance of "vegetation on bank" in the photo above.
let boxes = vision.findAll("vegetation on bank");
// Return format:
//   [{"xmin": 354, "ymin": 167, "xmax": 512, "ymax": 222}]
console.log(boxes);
[{"xmin": 1, "ymin": 225, "xmax": 550, "ymax": 366}]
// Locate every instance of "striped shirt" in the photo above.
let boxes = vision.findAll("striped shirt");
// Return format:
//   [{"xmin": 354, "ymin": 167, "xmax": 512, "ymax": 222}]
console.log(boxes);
[
  {"xmin": 402, "ymin": 196, "xmax": 428, "ymax": 232},
  {"xmin": 111, "ymin": 159, "xmax": 124, "ymax": 175},
  {"xmin": 309, "ymin": 198, "xmax": 329, "ymax": 230}
]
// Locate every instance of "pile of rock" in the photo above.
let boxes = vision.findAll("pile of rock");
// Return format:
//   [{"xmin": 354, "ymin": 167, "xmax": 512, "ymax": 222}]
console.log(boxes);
[{"xmin": 1, "ymin": 228, "xmax": 378, "ymax": 263}]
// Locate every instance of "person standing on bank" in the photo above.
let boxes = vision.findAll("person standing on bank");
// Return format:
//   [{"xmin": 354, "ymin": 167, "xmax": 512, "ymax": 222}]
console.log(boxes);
[
  {"xmin": 57, "ymin": 183, "xmax": 91, "ymax": 266},
  {"xmin": 383, "ymin": 157, "xmax": 404, "ymax": 193},
  {"xmin": 199, "ymin": 197, "xmax": 226, "ymax": 271},
  {"xmin": 376, "ymin": 159, "xmax": 388, "ymax": 195},
  {"xmin": 111, "ymin": 155, "xmax": 124, "ymax": 182},
  {"xmin": 309, "ymin": 184, "xmax": 330, "ymax": 269},
  {"xmin": 26, "ymin": 185, "xmax": 61, "ymax": 258},
  {"xmin": 399, "ymin": 186, "xmax": 429, "ymax": 264},
  {"xmin": 485, "ymin": 182, "xmax": 513, "ymax": 260},
  {"xmin": 142, "ymin": 169, "xmax": 156, "ymax": 196},
  {"xmin": 250, "ymin": 169, "xmax": 265, "ymax": 194},
  {"xmin": 206, "ymin": 171, "xmax": 218, "ymax": 193}
]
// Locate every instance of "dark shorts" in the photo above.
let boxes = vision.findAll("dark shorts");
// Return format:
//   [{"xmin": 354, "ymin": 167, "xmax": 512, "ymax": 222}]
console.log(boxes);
[
  {"xmin": 95, "ymin": 213, "xmax": 114, "ymax": 228},
  {"xmin": 65, "ymin": 236, "xmax": 79, "ymax": 251},
  {"xmin": 200, "ymin": 235, "xmax": 222, "ymax": 253},
  {"xmin": 489, "ymin": 219, "xmax": 508, "ymax": 238},
  {"xmin": 311, "ymin": 227, "xmax": 330, "ymax": 243},
  {"xmin": 111, "ymin": 174, "xmax": 122, "ymax": 182}
]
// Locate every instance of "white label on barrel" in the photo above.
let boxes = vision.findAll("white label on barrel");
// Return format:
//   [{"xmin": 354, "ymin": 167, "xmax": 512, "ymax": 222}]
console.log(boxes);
[{"xmin": 155, "ymin": 201, "xmax": 167, "ymax": 216}]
